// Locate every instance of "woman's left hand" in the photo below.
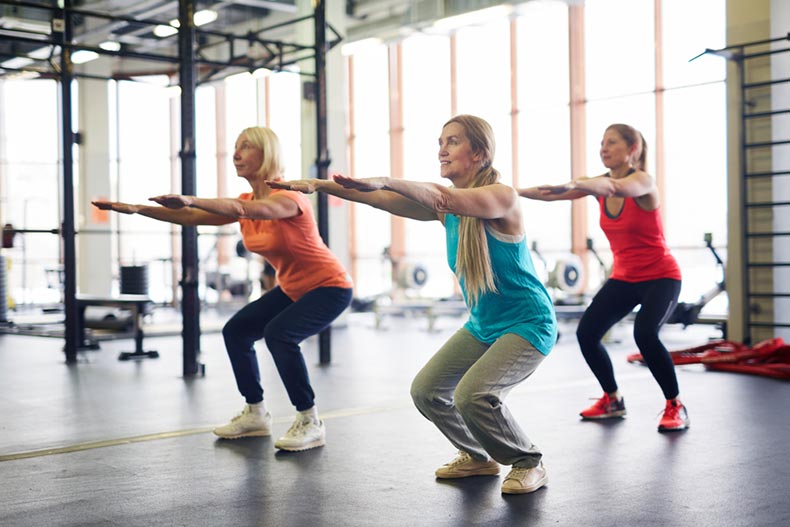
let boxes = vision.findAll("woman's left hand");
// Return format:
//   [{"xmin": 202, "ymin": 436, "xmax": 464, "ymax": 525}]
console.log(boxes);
[{"xmin": 149, "ymin": 194, "xmax": 194, "ymax": 209}]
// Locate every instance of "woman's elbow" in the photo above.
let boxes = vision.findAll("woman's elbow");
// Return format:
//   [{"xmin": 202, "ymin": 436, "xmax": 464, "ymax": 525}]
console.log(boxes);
[{"xmin": 234, "ymin": 203, "xmax": 256, "ymax": 219}]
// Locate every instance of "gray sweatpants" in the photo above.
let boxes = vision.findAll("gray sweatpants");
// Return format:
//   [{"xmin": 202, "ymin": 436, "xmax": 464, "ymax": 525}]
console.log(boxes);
[{"xmin": 410, "ymin": 327, "xmax": 546, "ymax": 468}]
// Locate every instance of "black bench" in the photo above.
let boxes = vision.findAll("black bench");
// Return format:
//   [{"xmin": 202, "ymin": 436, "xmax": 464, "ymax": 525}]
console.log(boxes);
[{"xmin": 76, "ymin": 294, "xmax": 159, "ymax": 361}]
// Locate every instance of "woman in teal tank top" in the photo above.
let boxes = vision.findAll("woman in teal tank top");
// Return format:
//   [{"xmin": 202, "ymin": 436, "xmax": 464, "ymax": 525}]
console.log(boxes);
[{"xmin": 271, "ymin": 114, "xmax": 557, "ymax": 495}]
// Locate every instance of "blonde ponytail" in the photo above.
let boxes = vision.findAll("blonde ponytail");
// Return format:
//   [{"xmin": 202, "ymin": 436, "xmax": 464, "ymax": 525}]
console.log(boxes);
[
  {"xmin": 445, "ymin": 114, "xmax": 501, "ymax": 306},
  {"xmin": 456, "ymin": 166, "xmax": 500, "ymax": 305}
]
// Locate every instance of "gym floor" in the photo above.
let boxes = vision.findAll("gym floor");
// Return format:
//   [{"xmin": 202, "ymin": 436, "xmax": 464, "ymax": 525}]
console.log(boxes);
[{"xmin": 1, "ymin": 312, "xmax": 788, "ymax": 527}]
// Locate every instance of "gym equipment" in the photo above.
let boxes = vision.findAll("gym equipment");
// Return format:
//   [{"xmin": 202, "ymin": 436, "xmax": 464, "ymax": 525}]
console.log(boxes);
[
  {"xmin": 547, "ymin": 253, "xmax": 585, "ymax": 297},
  {"xmin": 396, "ymin": 262, "xmax": 429, "ymax": 290},
  {"xmin": 2, "ymin": 224, "xmax": 16, "ymax": 249},
  {"xmin": 627, "ymin": 337, "xmax": 790, "ymax": 380},
  {"xmin": 354, "ymin": 246, "xmax": 467, "ymax": 331},
  {"xmin": 666, "ymin": 233, "xmax": 727, "ymax": 335},
  {"xmin": 202, "ymin": 237, "xmax": 256, "ymax": 307},
  {"xmin": 531, "ymin": 240, "xmax": 602, "ymax": 320},
  {"xmin": 76, "ymin": 294, "xmax": 158, "ymax": 360},
  {"xmin": 119, "ymin": 265, "xmax": 149, "ymax": 295}
]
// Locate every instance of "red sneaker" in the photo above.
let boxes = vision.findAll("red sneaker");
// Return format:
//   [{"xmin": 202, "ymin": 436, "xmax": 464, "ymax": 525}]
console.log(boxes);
[
  {"xmin": 579, "ymin": 393, "xmax": 627, "ymax": 419},
  {"xmin": 658, "ymin": 400, "xmax": 690, "ymax": 432}
]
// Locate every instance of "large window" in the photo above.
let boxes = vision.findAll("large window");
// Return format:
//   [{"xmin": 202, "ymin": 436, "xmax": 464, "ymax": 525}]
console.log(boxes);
[
  {"xmin": 344, "ymin": 0, "xmax": 727, "ymax": 306},
  {"xmin": 402, "ymin": 34, "xmax": 455, "ymax": 298},
  {"xmin": 0, "ymin": 0, "xmax": 731, "ymax": 312},
  {"xmin": 662, "ymin": 0, "xmax": 726, "ymax": 308},
  {"xmin": 662, "ymin": 0, "xmax": 726, "ymax": 89},
  {"xmin": 0, "ymin": 79, "xmax": 62, "ymax": 305},
  {"xmin": 196, "ymin": 85, "xmax": 218, "ymax": 198},
  {"xmin": 516, "ymin": 1, "xmax": 572, "ymax": 262},
  {"xmin": 348, "ymin": 45, "xmax": 392, "ymax": 298},
  {"xmin": 267, "ymin": 70, "xmax": 303, "ymax": 181},
  {"xmin": 584, "ymin": 0, "xmax": 656, "ymax": 99},
  {"xmin": 455, "ymin": 18, "xmax": 513, "ymax": 186},
  {"xmin": 116, "ymin": 80, "xmax": 172, "ymax": 302}
]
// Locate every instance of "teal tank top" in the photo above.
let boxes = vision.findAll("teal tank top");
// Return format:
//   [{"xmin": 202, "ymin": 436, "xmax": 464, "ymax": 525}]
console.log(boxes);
[{"xmin": 444, "ymin": 213, "xmax": 557, "ymax": 355}]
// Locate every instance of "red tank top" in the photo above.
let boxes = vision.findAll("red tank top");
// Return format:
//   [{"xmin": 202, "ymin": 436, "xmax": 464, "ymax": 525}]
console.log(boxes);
[{"xmin": 599, "ymin": 196, "xmax": 681, "ymax": 282}]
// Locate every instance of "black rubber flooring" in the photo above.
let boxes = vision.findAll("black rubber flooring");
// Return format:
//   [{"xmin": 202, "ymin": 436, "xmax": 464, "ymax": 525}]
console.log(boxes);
[{"xmin": 1, "ymin": 313, "xmax": 788, "ymax": 527}]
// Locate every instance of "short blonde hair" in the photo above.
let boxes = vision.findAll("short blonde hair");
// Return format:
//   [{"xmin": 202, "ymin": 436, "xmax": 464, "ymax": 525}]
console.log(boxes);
[{"xmin": 238, "ymin": 126, "xmax": 284, "ymax": 180}]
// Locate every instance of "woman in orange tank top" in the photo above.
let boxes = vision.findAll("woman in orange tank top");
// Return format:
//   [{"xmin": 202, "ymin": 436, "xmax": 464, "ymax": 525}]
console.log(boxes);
[
  {"xmin": 517, "ymin": 123, "xmax": 689, "ymax": 433},
  {"xmin": 93, "ymin": 126, "xmax": 352, "ymax": 451}
]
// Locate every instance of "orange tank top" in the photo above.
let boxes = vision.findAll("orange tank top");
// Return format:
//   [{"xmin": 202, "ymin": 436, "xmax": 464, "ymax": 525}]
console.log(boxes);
[{"xmin": 238, "ymin": 190, "xmax": 352, "ymax": 300}]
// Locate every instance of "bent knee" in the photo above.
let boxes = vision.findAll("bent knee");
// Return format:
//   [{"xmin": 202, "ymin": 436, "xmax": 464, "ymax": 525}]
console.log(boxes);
[
  {"xmin": 222, "ymin": 320, "xmax": 239, "ymax": 340},
  {"xmin": 576, "ymin": 324, "xmax": 600, "ymax": 345},
  {"xmin": 410, "ymin": 376, "xmax": 429, "ymax": 407},
  {"xmin": 454, "ymin": 386, "xmax": 494, "ymax": 416},
  {"xmin": 633, "ymin": 328, "xmax": 660, "ymax": 349}
]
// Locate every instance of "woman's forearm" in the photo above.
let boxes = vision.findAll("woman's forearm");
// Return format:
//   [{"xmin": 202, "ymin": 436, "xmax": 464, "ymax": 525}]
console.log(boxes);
[
  {"xmin": 314, "ymin": 179, "xmax": 437, "ymax": 221},
  {"xmin": 517, "ymin": 185, "xmax": 589, "ymax": 201},
  {"xmin": 136, "ymin": 205, "xmax": 206, "ymax": 225},
  {"xmin": 141, "ymin": 201, "xmax": 236, "ymax": 226},
  {"xmin": 572, "ymin": 177, "xmax": 617, "ymax": 197},
  {"xmin": 382, "ymin": 178, "xmax": 445, "ymax": 211},
  {"xmin": 188, "ymin": 197, "xmax": 246, "ymax": 218}
]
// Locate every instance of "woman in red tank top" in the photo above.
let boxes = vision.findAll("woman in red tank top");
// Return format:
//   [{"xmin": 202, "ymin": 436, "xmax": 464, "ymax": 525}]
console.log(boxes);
[{"xmin": 518, "ymin": 123, "xmax": 689, "ymax": 432}]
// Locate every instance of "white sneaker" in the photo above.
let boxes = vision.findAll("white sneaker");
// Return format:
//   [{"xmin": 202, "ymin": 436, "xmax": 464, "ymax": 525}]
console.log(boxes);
[
  {"xmin": 213, "ymin": 404, "xmax": 272, "ymax": 439},
  {"xmin": 274, "ymin": 414, "xmax": 326, "ymax": 451},
  {"xmin": 501, "ymin": 461, "xmax": 548, "ymax": 494},
  {"xmin": 435, "ymin": 451, "xmax": 500, "ymax": 479}
]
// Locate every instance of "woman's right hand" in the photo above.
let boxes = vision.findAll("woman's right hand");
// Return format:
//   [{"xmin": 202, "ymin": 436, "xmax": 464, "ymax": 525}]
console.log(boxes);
[{"xmin": 91, "ymin": 200, "xmax": 139, "ymax": 214}]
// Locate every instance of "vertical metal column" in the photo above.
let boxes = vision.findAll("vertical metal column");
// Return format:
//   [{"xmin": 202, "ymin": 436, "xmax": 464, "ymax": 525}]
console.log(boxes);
[
  {"xmin": 58, "ymin": 1, "xmax": 80, "ymax": 364},
  {"xmin": 738, "ymin": 55, "xmax": 750, "ymax": 344},
  {"xmin": 314, "ymin": 0, "xmax": 331, "ymax": 365},
  {"xmin": 178, "ymin": 0, "xmax": 201, "ymax": 376}
]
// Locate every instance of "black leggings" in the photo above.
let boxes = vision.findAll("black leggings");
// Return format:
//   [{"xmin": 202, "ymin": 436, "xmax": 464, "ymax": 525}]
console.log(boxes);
[{"xmin": 576, "ymin": 278, "xmax": 682, "ymax": 400}]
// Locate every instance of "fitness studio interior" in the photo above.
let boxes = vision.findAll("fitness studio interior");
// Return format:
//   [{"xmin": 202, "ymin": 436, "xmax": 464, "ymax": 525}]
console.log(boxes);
[{"xmin": 1, "ymin": 1, "xmax": 789, "ymax": 526}]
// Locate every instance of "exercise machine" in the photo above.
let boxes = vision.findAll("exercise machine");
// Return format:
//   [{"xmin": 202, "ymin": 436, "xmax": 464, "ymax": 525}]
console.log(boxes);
[
  {"xmin": 666, "ymin": 232, "xmax": 727, "ymax": 336},
  {"xmin": 531, "ymin": 238, "xmax": 610, "ymax": 321}
]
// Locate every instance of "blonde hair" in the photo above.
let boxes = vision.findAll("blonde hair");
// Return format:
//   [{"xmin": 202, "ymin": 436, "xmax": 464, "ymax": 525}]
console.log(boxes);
[
  {"xmin": 239, "ymin": 126, "xmax": 284, "ymax": 180},
  {"xmin": 444, "ymin": 114, "xmax": 500, "ymax": 306}
]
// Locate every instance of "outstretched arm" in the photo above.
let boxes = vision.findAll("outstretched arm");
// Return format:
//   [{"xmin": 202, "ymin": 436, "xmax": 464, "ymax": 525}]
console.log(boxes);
[
  {"xmin": 518, "ymin": 184, "xmax": 589, "ymax": 201},
  {"xmin": 91, "ymin": 200, "xmax": 235, "ymax": 226},
  {"xmin": 335, "ymin": 175, "xmax": 518, "ymax": 220},
  {"xmin": 518, "ymin": 171, "xmax": 655, "ymax": 201},
  {"xmin": 267, "ymin": 178, "xmax": 439, "ymax": 221},
  {"xmin": 148, "ymin": 192, "xmax": 300, "ymax": 221}
]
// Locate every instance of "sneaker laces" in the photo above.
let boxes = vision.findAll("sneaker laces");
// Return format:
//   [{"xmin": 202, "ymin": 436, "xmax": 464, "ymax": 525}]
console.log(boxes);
[
  {"xmin": 506, "ymin": 467, "xmax": 530, "ymax": 481},
  {"xmin": 446, "ymin": 451, "xmax": 472, "ymax": 467},
  {"xmin": 229, "ymin": 406, "xmax": 252, "ymax": 423},
  {"xmin": 284, "ymin": 416, "xmax": 311, "ymax": 437},
  {"xmin": 658, "ymin": 401, "xmax": 681, "ymax": 420},
  {"xmin": 588, "ymin": 394, "xmax": 611, "ymax": 410}
]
